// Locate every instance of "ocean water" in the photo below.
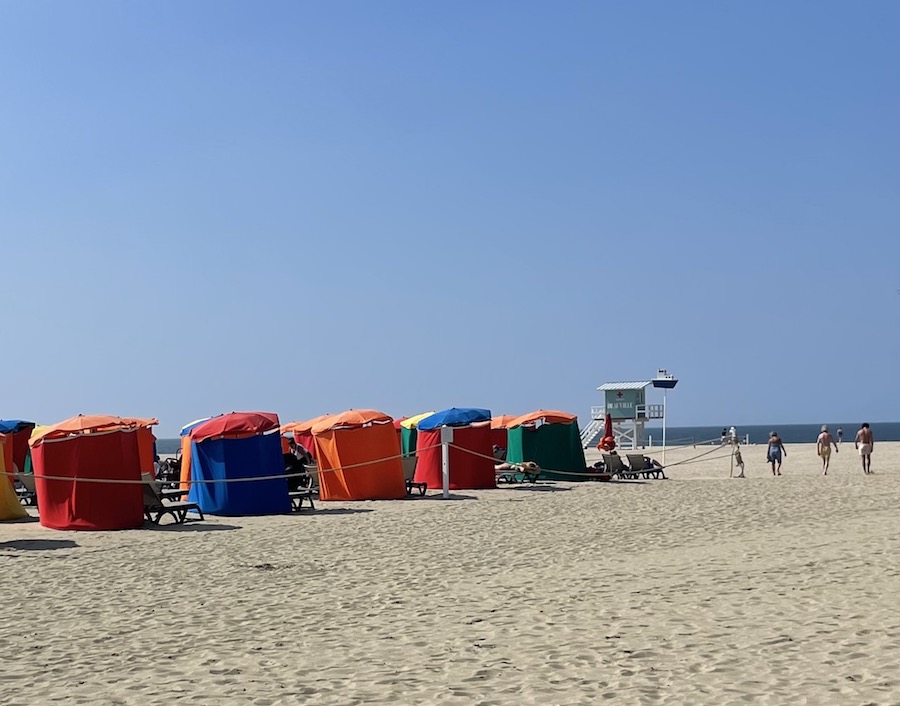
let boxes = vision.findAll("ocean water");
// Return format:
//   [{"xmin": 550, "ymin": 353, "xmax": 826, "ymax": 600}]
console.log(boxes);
[
  {"xmin": 155, "ymin": 422, "xmax": 900, "ymax": 454},
  {"xmin": 641, "ymin": 422, "xmax": 900, "ymax": 447}
]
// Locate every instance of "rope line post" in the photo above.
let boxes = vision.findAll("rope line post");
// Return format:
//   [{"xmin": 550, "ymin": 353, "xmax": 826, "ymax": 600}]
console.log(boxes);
[{"xmin": 440, "ymin": 426, "xmax": 453, "ymax": 499}]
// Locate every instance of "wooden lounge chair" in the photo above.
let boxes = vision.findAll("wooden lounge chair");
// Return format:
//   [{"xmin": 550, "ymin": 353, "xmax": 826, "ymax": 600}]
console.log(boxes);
[
  {"xmin": 142, "ymin": 475, "xmax": 204, "ymax": 525},
  {"xmin": 402, "ymin": 456, "xmax": 427, "ymax": 496},
  {"xmin": 602, "ymin": 453, "xmax": 641, "ymax": 480},
  {"xmin": 15, "ymin": 473, "xmax": 37, "ymax": 506},
  {"xmin": 625, "ymin": 454, "xmax": 667, "ymax": 480}
]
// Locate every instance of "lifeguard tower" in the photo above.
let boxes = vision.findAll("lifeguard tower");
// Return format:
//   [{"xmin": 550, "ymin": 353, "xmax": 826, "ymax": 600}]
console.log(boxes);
[{"xmin": 580, "ymin": 379, "xmax": 664, "ymax": 450}]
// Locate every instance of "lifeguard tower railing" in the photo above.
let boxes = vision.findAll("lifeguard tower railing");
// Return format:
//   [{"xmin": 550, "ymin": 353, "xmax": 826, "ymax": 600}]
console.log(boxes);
[{"xmin": 580, "ymin": 404, "xmax": 664, "ymax": 448}]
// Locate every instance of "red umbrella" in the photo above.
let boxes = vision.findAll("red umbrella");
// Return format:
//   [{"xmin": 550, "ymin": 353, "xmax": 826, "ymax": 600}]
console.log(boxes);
[{"xmin": 597, "ymin": 413, "xmax": 616, "ymax": 451}]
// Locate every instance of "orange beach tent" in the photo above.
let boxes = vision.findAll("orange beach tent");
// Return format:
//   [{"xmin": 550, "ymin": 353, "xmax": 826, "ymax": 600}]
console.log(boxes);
[{"xmin": 311, "ymin": 409, "xmax": 406, "ymax": 501}]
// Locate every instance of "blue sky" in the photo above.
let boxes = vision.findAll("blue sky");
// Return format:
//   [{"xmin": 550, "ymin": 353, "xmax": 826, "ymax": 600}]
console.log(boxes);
[{"xmin": 1, "ymin": 2, "xmax": 898, "ymax": 436}]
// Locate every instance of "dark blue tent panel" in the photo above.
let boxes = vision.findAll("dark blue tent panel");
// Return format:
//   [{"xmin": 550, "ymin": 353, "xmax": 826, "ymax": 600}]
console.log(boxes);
[
  {"xmin": 0, "ymin": 420, "xmax": 35, "ymax": 433},
  {"xmin": 187, "ymin": 434, "xmax": 290, "ymax": 516},
  {"xmin": 418, "ymin": 408, "xmax": 491, "ymax": 431}
]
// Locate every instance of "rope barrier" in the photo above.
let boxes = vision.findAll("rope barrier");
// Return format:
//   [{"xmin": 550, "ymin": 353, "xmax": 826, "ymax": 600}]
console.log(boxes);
[
  {"xmin": 0, "ymin": 443, "xmax": 443, "ymax": 485},
  {"xmin": 2, "ymin": 437, "xmax": 739, "ymax": 487}
]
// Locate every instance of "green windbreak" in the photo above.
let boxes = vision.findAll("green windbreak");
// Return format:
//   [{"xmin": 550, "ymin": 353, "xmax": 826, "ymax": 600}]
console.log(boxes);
[
  {"xmin": 401, "ymin": 427, "xmax": 417, "ymax": 457},
  {"xmin": 506, "ymin": 423, "xmax": 587, "ymax": 481}
]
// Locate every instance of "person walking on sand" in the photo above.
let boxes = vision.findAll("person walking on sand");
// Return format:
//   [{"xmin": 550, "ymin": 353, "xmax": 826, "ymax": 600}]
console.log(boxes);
[
  {"xmin": 855, "ymin": 423, "xmax": 874, "ymax": 474},
  {"xmin": 767, "ymin": 431, "xmax": 786, "ymax": 475},
  {"xmin": 836, "ymin": 427, "xmax": 843, "ymax": 445},
  {"xmin": 816, "ymin": 425, "xmax": 838, "ymax": 475}
]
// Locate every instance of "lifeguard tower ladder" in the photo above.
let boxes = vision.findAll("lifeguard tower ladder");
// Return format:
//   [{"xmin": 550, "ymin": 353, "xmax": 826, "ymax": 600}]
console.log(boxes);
[{"xmin": 580, "ymin": 380, "xmax": 664, "ymax": 449}]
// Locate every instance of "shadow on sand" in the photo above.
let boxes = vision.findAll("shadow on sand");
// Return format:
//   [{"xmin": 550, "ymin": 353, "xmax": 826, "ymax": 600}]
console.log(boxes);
[
  {"xmin": 510, "ymin": 484, "xmax": 572, "ymax": 493},
  {"xmin": 417, "ymin": 492, "xmax": 478, "ymax": 501},
  {"xmin": 0, "ymin": 539, "xmax": 78, "ymax": 551},
  {"xmin": 308, "ymin": 507, "xmax": 375, "ymax": 516},
  {"xmin": 145, "ymin": 522, "xmax": 243, "ymax": 532}
]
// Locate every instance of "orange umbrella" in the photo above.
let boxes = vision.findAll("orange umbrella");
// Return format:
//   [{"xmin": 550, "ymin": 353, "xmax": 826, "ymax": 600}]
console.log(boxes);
[
  {"xmin": 30, "ymin": 414, "xmax": 158, "ymax": 447},
  {"xmin": 506, "ymin": 409, "xmax": 577, "ymax": 429},
  {"xmin": 312, "ymin": 409, "xmax": 393, "ymax": 434},
  {"xmin": 490, "ymin": 415, "xmax": 518, "ymax": 430},
  {"xmin": 281, "ymin": 414, "xmax": 334, "ymax": 435}
]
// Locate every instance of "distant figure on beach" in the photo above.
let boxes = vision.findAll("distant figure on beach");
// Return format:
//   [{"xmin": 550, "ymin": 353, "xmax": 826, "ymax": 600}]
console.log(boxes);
[
  {"xmin": 720, "ymin": 428, "xmax": 728, "ymax": 445},
  {"xmin": 855, "ymin": 423, "xmax": 874, "ymax": 474},
  {"xmin": 733, "ymin": 445, "xmax": 745, "ymax": 478},
  {"xmin": 836, "ymin": 427, "xmax": 843, "ymax": 445},
  {"xmin": 767, "ymin": 431, "xmax": 786, "ymax": 475},
  {"xmin": 816, "ymin": 425, "xmax": 838, "ymax": 475}
]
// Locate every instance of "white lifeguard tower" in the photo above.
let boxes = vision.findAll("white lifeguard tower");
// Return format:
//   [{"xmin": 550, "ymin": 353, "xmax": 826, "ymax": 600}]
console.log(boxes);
[{"xmin": 580, "ymin": 379, "xmax": 665, "ymax": 450}]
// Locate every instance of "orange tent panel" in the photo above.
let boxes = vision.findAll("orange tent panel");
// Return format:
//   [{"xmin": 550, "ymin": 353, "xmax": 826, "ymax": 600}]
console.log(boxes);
[
  {"xmin": 314, "ymin": 425, "xmax": 405, "ymax": 501},
  {"xmin": 179, "ymin": 434, "xmax": 193, "ymax": 492}
]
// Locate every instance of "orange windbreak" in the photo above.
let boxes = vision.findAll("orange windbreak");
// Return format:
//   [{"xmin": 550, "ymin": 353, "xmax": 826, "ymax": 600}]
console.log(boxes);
[{"xmin": 506, "ymin": 409, "xmax": 577, "ymax": 428}]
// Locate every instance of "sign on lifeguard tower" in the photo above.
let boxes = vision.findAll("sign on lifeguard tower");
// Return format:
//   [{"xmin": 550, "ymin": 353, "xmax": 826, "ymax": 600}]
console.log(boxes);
[{"xmin": 604, "ymin": 387, "xmax": 646, "ymax": 421}]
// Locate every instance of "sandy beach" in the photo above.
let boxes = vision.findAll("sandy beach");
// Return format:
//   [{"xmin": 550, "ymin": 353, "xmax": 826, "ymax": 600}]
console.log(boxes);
[{"xmin": 2, "ymin": 441, "xmax": 899, "ymax": 705}]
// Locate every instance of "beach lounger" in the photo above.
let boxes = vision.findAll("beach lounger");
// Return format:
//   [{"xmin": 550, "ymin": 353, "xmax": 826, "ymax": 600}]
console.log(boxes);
[
  {"xmin": 15, "ymin": 473, "xmax": 37, "ymax": 506},
  {"xmin": 142, "ymin": 475, "xmax": 204, "ymax": 525},
  {"xmin": 494, "ymin": 462, "xmax": 540, "ymax": 484},
  {"xmin": 303, "ymin": 463, "xmax": 320, "ymax": 495},
  {"xmin": 625, "ymin": 454, "xmax": 667, "ymax": 480},
  {"xmin": 402, "ymin": 456, "xmax": 427, "ymax": 496},
  {"xmin": 603, "ymin": 454, "xmax": 640, "ymax": 480},
  {"xmin": 289, "ymin": 489, "xmax": 316, "ymax": 511}
]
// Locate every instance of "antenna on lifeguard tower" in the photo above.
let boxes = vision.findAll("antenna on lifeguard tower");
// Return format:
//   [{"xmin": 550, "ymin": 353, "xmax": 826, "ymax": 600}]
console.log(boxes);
[{"xmin": 651, "ymin": 369, "xmax": 678, "ymax": 468}]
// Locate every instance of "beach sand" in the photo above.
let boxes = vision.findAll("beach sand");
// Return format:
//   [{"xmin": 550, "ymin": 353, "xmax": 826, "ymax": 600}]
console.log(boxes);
[{"xmin": 2, "ymin": 441, "xmax": 899, "ymax": 705}]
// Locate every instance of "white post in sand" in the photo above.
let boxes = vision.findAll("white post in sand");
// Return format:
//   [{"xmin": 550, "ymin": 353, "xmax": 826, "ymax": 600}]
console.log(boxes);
[
  {"xmin": 440, "ymin": 426, "xmax": 454, "ymax": 499},
  {"xmin": 652, "ymin": 369, "xmax": 678, "ymax": 471},
  {"xmin": 662, "ymin": 387, "xmax": 668, "ymax": 469}
]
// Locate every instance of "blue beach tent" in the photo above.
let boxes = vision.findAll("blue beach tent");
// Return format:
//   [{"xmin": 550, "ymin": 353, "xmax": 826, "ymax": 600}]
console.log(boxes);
[{"xmin": 185, "ymin": 412, "xmax": 290, "ymax": 516}]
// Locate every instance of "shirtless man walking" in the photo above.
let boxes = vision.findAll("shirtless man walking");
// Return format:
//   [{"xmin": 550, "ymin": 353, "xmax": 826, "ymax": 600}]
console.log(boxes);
[
  {"xmin": 816, "ymin": 425, "xmax": 838, "ymax": 475},
  {"xmin": 855, "ymin": 423, "xmax": 874, "ymax": 474}
]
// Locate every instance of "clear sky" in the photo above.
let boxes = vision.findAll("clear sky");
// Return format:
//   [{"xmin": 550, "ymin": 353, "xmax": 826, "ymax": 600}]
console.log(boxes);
[{"xmin": 1, "ymin": 2, "xmax": 898, "ymax": 436}]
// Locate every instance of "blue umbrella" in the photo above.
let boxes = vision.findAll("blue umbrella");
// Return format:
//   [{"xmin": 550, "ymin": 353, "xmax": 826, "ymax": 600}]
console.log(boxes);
[
  {"xmin": 0, "ymin": 420, "xmax": 35, "ymax": 434},
  {"xmin": 417, "ymin": 408, "xmax": 491, "ymax": 431}
]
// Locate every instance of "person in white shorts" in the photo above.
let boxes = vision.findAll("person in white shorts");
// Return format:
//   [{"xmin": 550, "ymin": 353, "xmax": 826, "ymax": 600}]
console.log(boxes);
[{"xmin": 854, "ymin": 423, "xmax": 874, "ymax": 474}]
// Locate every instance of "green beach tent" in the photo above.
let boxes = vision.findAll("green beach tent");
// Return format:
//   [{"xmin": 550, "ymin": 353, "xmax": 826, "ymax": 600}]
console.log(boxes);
[
  {"xmin": 506, "ymin": 410, "xmax": 587, "ymax": 481},
  {"xmin": 399, "ymin": 411, "xmax": 435, "ymax": 457}
]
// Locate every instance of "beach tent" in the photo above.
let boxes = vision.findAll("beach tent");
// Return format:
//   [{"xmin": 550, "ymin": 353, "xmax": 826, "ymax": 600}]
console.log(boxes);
[
  {"xmin": 506, "ymin": 410, "xmax": 586, "ymax": 480},
  {"xmin": 398, "ymin": 411, "xmax": 436, "ymax": 457},
  {"xmin": 490, "ymin": 415, "xmax": 517, "ymax": 451},
  {"xmin": 187, "ymin": 412, "xmax": 289, "ymax": 516},
  {"xmin": 312, "ymin": 409, "xmax": 406, "ymax": 501},
  {"xmin": 415, "ymin": 408, "xmax": 495, "ymax": 490},
  {"xmin": 29, "ymin": 415, "xmax": 157, "ymax": 530},
  {"xmin": 0, "ymin": 420, "xmax": 36, "ymax": 485},
  {"xmin": 0, "ymin": 433, "xmax": 27, "ymax": 520},
  {"xmin": 281, "ymin": 414, "xmax": 333, "ymax": 461}
]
